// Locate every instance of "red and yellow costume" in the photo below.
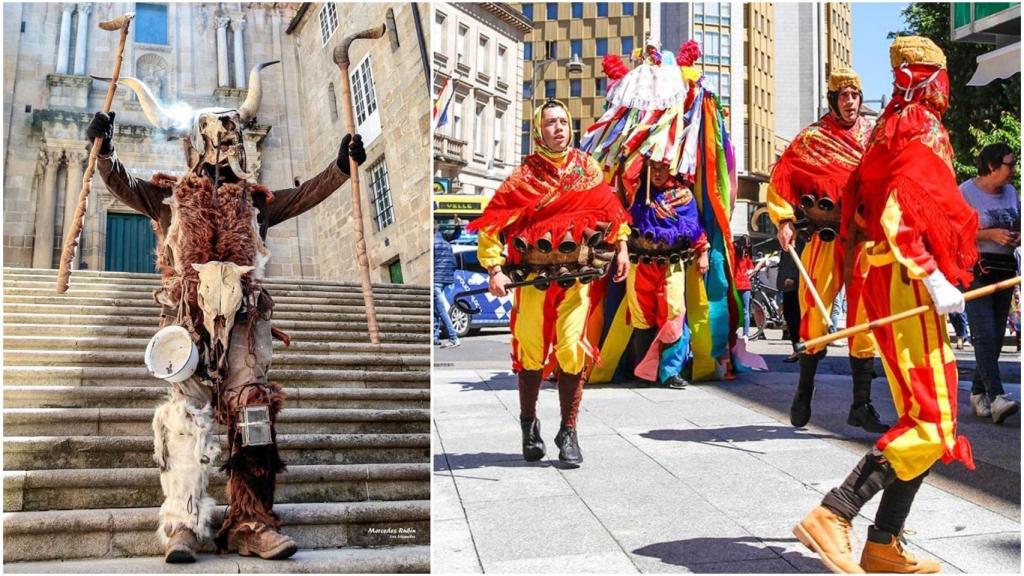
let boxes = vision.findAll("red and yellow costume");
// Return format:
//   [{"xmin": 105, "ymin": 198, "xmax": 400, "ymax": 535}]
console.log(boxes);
[{"xmin": 469, "ymin": 102, "xmax": 629, "ymax": 451}]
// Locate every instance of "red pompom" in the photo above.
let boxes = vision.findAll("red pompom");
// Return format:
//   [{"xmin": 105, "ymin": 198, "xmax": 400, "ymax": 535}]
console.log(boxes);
[
  {"xmin": 602, "ymin": 54, "xmax": 629, "ymax": 81},
  {"xmin": 676, "ymin": 40, "xmax": 702, "ymax": 66}
]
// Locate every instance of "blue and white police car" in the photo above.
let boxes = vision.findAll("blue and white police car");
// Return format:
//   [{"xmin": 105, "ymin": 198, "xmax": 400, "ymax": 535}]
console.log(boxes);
[{"xmin": 442, "ymin": 243, "xmax": 514, "ymax": 338}]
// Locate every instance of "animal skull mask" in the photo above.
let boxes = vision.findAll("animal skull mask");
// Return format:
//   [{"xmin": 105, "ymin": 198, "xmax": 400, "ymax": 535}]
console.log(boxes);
[
  {"xmin": 192, "ymin": 261, "xmax": 254, "ymax": 359},
  {"xmin": 101, "ymin": 61, "xmax": 279, "ymax": 180}
]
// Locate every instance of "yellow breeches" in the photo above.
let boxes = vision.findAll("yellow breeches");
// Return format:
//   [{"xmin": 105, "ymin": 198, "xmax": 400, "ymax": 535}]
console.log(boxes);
[
  {"xmin": 511, "ymin": 280, "xmax": 590, "ymax": 374},
  {"xmin": 625, "ymin": 262, "xmax": 686, "ymax": 330},
  {"xmin": 798, "ymin": 236, "xmax": 874, "ymax": 358}
]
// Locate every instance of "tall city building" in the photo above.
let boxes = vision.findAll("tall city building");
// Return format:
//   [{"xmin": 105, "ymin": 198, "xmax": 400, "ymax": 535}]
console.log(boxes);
[
  {"xmin": 432, "ymin": 2, "xmax": 531, "ymax": 198},
  {"xmin": 516, "ymin": 2, "xmax": 649, "ymax": 158}
]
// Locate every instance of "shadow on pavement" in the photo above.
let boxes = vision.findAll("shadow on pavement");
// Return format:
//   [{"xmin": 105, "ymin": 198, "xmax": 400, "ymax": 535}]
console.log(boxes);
[
  {"xmin": 641, "ymin": 425, "xmax": 842, "ymax": 455},
  {"xmin": 633, "ymin": 536, "xmax": 817, "ymax": 573},
  {"xmin": 434, "ymin": 452, "xmax": 541, "ymax": 471}
]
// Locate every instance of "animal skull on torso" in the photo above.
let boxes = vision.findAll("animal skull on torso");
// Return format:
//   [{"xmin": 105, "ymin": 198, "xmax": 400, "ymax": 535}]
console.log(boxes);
[{"xmin": 192, "ymin": 261, "xmax": 254, "ymax": 361}]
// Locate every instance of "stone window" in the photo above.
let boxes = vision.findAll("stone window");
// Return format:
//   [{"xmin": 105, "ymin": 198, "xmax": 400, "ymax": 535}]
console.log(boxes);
[
  {"xmin": 368, "ymin": 157, "xmax": 395, "ymax": 231},
  {"xmin": 570, "ymin": 79, "xmax": 581, "ymax": 97},
  {"xmin": 457, "ymin": 24, "xmax": 468, "ymax": 64},
  {"xmin": 493, "ymin": 110, "xmax": 504, "ymax": 162},
  {"xmin": 135, "ymin": 4, "xmax": 168, "ymax": 46},
  {"xmin": 571, "ymin": 39, "xmax": 582, "ymax": 59},
  {"xmin": 521, "ymin": 4, "xmax": 533, "ymax": 21},
  {"xmin": 621, "ymin": 37, "xmax": 633, "ymax": 56},
  {"xmin": 596, "ymin": 38, "xmax": 607, "ymax": 57},
  {"xmin": 473, "ymin": 102, "xmax": 486, "ymax": 156},
  {"xmin": 319, "ymin": 3, "xmax": 338, "ymax": 47},
  {"xmin": 595, "ymin": 77, "xmax": 607, "ymax": 96},
  {"xmin": 623, "ymin": 3, "xmax": 634, "ymax": 16},
  {"xmin": 349, "ymin": 53, "xmax": 382, "ymax": 146},
  {"xmin": 546, "ymin": 3, "xmax": 558, "ymax": 20},
  {"xmin": 597, "ymin": 3, "xmax": 609, "ymax": 17},
  {"xmin": 571, "ymin": 3, "xmax": 583, "ymax": 18},
  {"xmin": 477, "ymin": 35, "xmax": 490, "ymax": 75}
]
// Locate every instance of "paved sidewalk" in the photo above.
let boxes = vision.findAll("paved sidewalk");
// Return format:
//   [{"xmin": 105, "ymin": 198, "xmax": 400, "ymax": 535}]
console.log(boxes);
[{"xmin": 432, "ymin": 338, "xmax": 1021, "ymax": 573}]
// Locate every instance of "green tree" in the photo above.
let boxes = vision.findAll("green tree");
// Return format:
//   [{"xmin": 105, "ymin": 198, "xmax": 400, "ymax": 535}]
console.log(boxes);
[{"xmin": 894, "ymin": 3, "xmax": 1021, "ymax": 180}]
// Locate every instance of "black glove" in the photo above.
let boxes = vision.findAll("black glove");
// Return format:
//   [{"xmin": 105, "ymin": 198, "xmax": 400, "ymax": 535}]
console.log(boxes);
[
  {"xmin": 85, "ymin": 111, "xmax": 115, "ymax": 155},
  {"xmin": 336, "ymin": 133, "xmax": 366, "ymax": 176}
]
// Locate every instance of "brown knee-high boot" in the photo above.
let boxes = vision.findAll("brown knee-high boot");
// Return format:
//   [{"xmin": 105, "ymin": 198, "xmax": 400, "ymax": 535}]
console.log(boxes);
[
  {"xmin": 518, "ymin": 370, "xmax": 545, "ymax": 461},
  {"xmin": 555, "ymin": 371, "xmax": 584, "ymax": 466}
]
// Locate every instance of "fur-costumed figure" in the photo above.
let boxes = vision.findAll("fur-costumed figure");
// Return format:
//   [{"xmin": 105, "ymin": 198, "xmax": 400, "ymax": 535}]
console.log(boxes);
[{"xmin": 87, "ymin": 61, "xmax": 366, "ymax": 562}]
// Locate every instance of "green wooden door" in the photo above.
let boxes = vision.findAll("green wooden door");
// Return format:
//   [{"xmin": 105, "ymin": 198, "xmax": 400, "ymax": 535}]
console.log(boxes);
[{"xmin": 105, "ymin": 213, "xmax": 157, "ymax": 273}]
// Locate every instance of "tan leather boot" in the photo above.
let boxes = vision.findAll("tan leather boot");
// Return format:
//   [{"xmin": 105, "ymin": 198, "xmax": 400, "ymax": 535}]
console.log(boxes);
[
  {"xmin": 164, "ymin": 527, "xmax": 199, "ymax": 563},
  {"xmin": 235, "ymin": 524, "xmax": 298, "ymax": 560},
  {"xmin": 793, "ymin": 506, "xmax": 866, "ymax": 573},
  {"xmin": 861, "ymin": 532, "xmax": 940, "ymax": 573}
]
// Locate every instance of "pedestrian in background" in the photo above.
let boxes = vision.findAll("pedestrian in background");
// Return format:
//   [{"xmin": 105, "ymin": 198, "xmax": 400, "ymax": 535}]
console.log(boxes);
[
  {"xmin": 433, "ymin": 216, "xmax": 462, "ymax": 349},
  {"xmin": 961, "ymin": 142, "xmax": 1020, "ymax": 424},
  {"xmin": 778, "ymin": 236, "xmax": 805, "ymax": 361},
  {"xmin": 733, "ymin": 236, "xmax": 755, "ymax": 341},
  {"xmin": 949, "ymin": 310, "xmax": 970, "ymax": 350}
]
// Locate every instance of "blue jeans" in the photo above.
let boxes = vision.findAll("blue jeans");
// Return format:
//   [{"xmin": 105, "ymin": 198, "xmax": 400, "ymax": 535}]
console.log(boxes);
[
  {"xmin": 829, "ymin": 287, "xmax": 846, "ymax": 334},
  {"xmin": 740, "ymin": 290, "xmax": 751, "ymax": 337},
  {"xmin": 965, "ymin": 265, "xmax": 1015, "ymax": 400},
  {"xmin": 949, "ymin": 311, "xmax": 970, "ymax": 340},
  {"xmin": 433, "ymin": 283, "xmax": 459, "ymax": 343}
]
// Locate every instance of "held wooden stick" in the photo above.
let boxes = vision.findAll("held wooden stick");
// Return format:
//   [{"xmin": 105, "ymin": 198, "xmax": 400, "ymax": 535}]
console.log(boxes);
[
  {"xmin": 787, "ymin": 244, "xmax": 833, "ymax": 328},
  {"xmin": 56, "ymin": 13, "xmax": 134, "ymax": 294},
  {"xmin": 797, "ymin": 276, "xmax": 1022, "ymax": 354},
  {"xmin": 333, "ymin": 23, "xmax": 387, "ymax": 345}
]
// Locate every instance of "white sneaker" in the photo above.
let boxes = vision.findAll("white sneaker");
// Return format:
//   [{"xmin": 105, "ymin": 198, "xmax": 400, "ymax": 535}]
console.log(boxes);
[
  {"xmin": 971, "ymin": 393, "xmax": 992, "ymax": 418},
  {"xmin": 990, "ymin": 394, "xmax": 1020, "ymax": 425}
]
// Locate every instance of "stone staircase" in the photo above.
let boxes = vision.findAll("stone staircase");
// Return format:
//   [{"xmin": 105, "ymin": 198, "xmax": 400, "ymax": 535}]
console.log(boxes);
[{"xmin": 2, "ymin": 267, "xmax": 431, "ymax": 573}]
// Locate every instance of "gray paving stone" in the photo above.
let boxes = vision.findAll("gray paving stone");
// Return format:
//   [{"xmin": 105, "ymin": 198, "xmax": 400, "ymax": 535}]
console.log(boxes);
[
  {"xmin": 486, "ymin": 551, "xmax": 639, "ymax": 573},
  {"xmin": 432, "ymin": 518, "xmax": 483, "ymax": 573},
  {"xmin": 431, "ymin": 470, "xmax": 465, "ymax": 522},
  {"xmin": 916, "ymin": 532, "xmax": 1019, "ymax": 574},
  {"xmin": 449, "ymin": 461, "xmax": 576, "ymax": 504}
]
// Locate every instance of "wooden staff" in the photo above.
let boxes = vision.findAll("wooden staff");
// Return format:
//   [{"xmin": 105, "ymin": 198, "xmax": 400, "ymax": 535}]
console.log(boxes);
[
  {"xmin": 787, "ymin": 244, "xmax": 833, "ymax": 328},
  {"xmin": 797, "ymin": 276, "xmax": 1021, "ymax": 354},
  {"xmin": 333, "ymin": 23, "xmax": 387, "ymax": 345},
  {"xmin": 56, "ymin": 13, "xmax": 134, "ymax": 294}
]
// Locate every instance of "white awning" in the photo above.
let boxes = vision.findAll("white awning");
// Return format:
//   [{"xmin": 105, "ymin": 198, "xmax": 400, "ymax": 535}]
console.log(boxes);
[{"xmin": 967, "ymin": 42, "xmax": 1021, "ymax": 86}]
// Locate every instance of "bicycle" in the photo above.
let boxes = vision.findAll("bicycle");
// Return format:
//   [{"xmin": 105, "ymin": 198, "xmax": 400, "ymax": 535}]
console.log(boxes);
[{"xmin": 749, "ymin": 273, "xmax": 786, "ymax": 341}]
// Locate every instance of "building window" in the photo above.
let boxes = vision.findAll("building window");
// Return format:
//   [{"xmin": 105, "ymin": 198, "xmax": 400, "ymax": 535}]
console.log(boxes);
[
  {"xmin": 494, "ymin": 110, "xmax": 504, "ymax": 161},
  {"xmin": 623, "ymin": 3, "xmax": 634, "ymax": 16},
  {"xmin": 318, "ymin": 3, "xmax": 338, "ymax": 47},
  {"xmin": 135, "ymin": 4, "xmax": 168, "ymax": 45},
  {"xmin": 596, "ymin": 38, "xmax": 608, "ymax": 56},
  {"xmin": 694, "ymin": 2, "xmax": 704, "ymax": 23},
  {"xmin": 524, "ymin": 41, "xmax": 533, "ymax": 60},
  {"xmin": 350, "ymin": 54, "xmax": 382, "ymax": 145},
  {"xmin": 453, "ymin": 97, "xmax": 464, "ymax": 139},
  {"xmin": 478, "ymin": 35, "xmax": 490, "ymax": 75},
  {"xmin": 433, "ymin": 11, "xmax": 447, "ymax": 51},
  {"xmin": 523, "ymin": 81, "xmax": 533, "ymax": 99},
  {"xmin": 573, "ymin": 119, "xmax": 581, "ymax": 146},
  {"xmin": 497, "ymin": 44, "xmax": 507, "ymax": 82},
  {"xmin": 707, "ymin": 71, "xmax": 720, "ymax": 95},
  {"xmin": 570, "ymin": 79, "xmax": 581, "ymax": 97},
  {"xmin": 722, "ymin": 3, "xmax": 732, "ymax": 24},
  {"xmin": 388, "ymin": 260, "xmax": 403, "ymax": 284},
  {"xmin": 457, "ymin": 24, "xmax": 468, "ymax": 64},
  {"xmin": 474, "ymin": 102, "xmax": 486, "ymax": 156},
  {"xmin": 522, "ymin": 3, "xmax": 533, "ymax": 21},
  {"xmin": 546, "ymin": 2, "xmax": 558, "ymax": 20},
  {"xmin": 545, "ymin": 79, "xmax": 555, "ymax": 99},
  {"xmin": 721, "ymin": 33, "xmax": 731, "ymax": 65},
  {"xmin": 721, "ymin": 72, "xmax": 731, "ymax": 105},
  {"xmin": 368, "ymin": 157, "xmax": 395, "ymax": 231},
  {"xmin": 521, "ymin": 120, "xmax": 531, "ymax": 158},
  {"xmin": 572, "ymin": 2, "xmax": 583, "ymax": 18},
  {"xmin": 621, "ymin": 37, "xmax": 633, "ymax": 55},
  {"xmin": 597, "ymin": 3, "xmax": 609, "ymax": 17},
  {"xmin": 704, "ymin": 31, "xmax": 719, "ymax": 64},
  {"xmin": 328, "ymin": 82, "xmax": 338, "ymax": 122},
  {"xmin": 596, "ymin": 77, "xmax": 607, "ymax": 96},
  {"xmin": 705, "ymin": 2, "xmax": 720, "ymax": 25},
  {"xmin": 571, "ymin": 39, "xmax": 582, "ymax": 58},
  {"xmin": 694, "ymin": 31, "xmax": 703, "ymax": 61},
  {"xmin": 545, "ymin": 40, "xmax": 557, "ymax": 59}
]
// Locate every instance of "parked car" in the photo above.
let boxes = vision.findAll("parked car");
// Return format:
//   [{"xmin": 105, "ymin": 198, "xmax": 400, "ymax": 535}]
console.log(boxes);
[{"xmin": 442, "ymin": 244, "xmax": 513, "ymax": 338}]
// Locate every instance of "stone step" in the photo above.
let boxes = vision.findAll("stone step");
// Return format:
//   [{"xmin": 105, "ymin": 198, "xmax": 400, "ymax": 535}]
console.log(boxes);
[
  {"xmin": 3, "ymin": 277, "xmax": 428, "ymax": 298},
  {"xmin": 4, "ymin": 407, "xmax": 431, "ymax": 437},
  {"xmin": 3, "ymin": 386, "xmax": 431, "ymax": 410},
  {"xmin": 3, "ymin": 323, "xmax": 431, "ymax": 343},
  {"xmin": 2, "ymin": 500, "xmax": 430, "ymax": 562},
  {"xmin": 3, "ymin": 366, "xmax": 430, "ymax": 388},
  {"xmin": 3, "ymin": 335, "xmax": 426, "ymax": 355},
  {"xmin": 4, "ymin": 433, "xmax": 431, "ymax": 471},
  {"xmin": 3, "ymin": 350, "xmax": 430, "ymax": 369},
  {"xmin": 2, "ymin": 309, "xmax": 429, "ymax": 327},
  {"xmin": 4, "ymin": 463, "xmax": 430, "ymax": 512},
  {"xmin": 4, "ymin": 293, "xmax": 428, "ymax": 314},
  {"xmin": 4, "ymin": 267, "xmax": 429, "ymax": 292},
  {"xmin": 3, "ymin": 546, "xmax": 431, "ymax": 574}
]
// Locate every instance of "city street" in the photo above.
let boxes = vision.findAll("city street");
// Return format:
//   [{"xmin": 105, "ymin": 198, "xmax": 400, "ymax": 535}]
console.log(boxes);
[{"xmin": 433, "ymin": 328, "xmax": 1021, "ymax": 573}]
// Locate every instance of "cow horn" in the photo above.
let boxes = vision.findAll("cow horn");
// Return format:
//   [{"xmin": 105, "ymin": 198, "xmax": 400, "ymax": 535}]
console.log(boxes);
[
  {"xmin": 237, "ymin": 61, "xmax": 280, "ymax": 124},
  {"xmin": 92, "ymin": 75, "xmax": 172, "ymax": 130}
]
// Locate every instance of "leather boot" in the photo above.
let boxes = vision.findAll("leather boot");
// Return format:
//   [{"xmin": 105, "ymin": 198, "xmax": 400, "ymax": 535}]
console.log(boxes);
[
  {"xmin": 520, "ymin": 416, "xmax": 546, "ymax": 461},
  {"xmin": 235, "ymin": 524, "xmax": 298, "ymax": 560},
  {"xmin": 791, "ymin": 351, "xmax": 823, "ymax": 427},
  {"xmin": 164, "ymin": 527, "xmax": 199, "ymax": 563},
  {"xmin": 554, "ymin": 425, "xmax": 583, "ymax": 466},
  {"xmin": 848, "ymin": 357, "xmax": 889, "ymax": 433},
  {"xmin": 860, "ymin": 526, "xmax": 940, "ymax": 573},
  {"xmin": 793, "ymin": 506, "xmax": 866, "ymax": 574}
]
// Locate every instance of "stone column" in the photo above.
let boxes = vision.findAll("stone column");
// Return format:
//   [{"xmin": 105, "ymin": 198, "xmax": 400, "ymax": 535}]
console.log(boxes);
[
  {"xmin": 216, "ymin": 17, "xmax": 230, "ymax": 87},
  {"xmin": 32, "ymin": 150, "xmax": 62, "ymax": 268},
  {"xmin": 73, "ymin": 4, "xmax": 92, "ymax": 75},
  {"xmin": 232, "ymin": 18, "xmax": 246, "ymax": 88},
  {"xmin": 56, "ymin": 4, "xmax": 74, "ymax": 74},
  {"xmin": 62, "ymin": 150, "xmax": 85, "ymax": 242}
]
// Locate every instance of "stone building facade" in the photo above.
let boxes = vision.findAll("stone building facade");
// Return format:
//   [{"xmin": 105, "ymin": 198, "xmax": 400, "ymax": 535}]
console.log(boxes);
[
  {"xmin": 4, "ymin": 2, "xmax": 429, "ymax": 284},
  {"xmin": 286, "ymin": 3, "xmax": 431, "ymax": 284}
]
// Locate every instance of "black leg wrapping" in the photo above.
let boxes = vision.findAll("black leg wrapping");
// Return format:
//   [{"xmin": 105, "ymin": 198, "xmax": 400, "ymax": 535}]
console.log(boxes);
[
  {"xmin": 822, "ymin": 451, "xmax": 896, "ymax": 521},
  {"xmin": 850, "ymin": 356, "xmax": 875, "ymax": 406},
  {"xmin": 873, "ymin": 469, "xmax": 929, "ymax": 537}
]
